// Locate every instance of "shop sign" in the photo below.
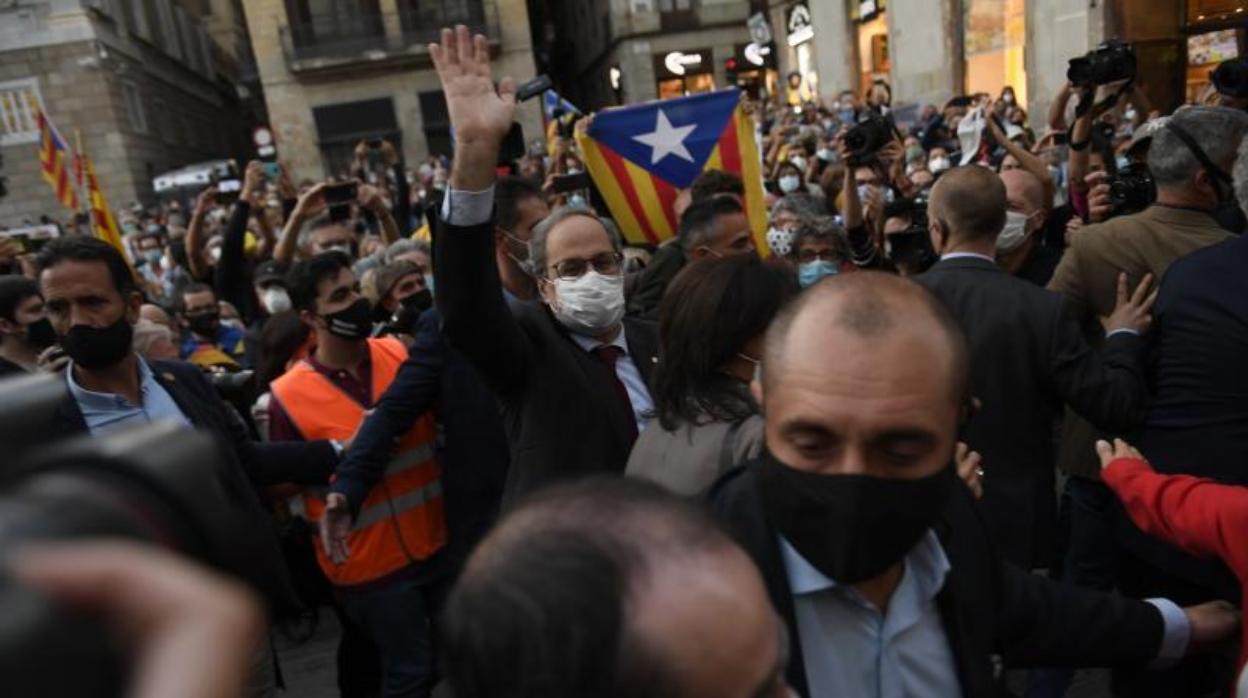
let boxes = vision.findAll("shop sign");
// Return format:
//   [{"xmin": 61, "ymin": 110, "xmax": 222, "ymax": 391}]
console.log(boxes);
[
  {"xmin": 786, "ymin": 3, "xmax": 814, "ymax": 47},
  {"xmin": 654, "ymin": 49, "xmax": 713, "ymax": 79}
]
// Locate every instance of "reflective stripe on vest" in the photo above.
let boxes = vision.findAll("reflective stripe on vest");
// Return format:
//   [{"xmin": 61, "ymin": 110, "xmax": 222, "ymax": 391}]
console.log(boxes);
[{"xmin": 270, "ymin": 337, "xmax": 446, "ymax": 586}]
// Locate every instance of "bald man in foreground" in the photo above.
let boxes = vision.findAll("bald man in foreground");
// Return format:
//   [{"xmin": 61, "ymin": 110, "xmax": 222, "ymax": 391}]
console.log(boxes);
[
  {"xmin": 442, "ymin": 477, "xmax": 791, "ymax": 698},
  {"xmin": 707, "ymin": 272, "xmax": 1237, "ymax": 698},
  {"xmin": 996, "ymin": 168, "xmax": 1061, "ymax": 286},
  {"xmin": 915, "ymin": 165, "xmax": 1156, "ymax": 571}
]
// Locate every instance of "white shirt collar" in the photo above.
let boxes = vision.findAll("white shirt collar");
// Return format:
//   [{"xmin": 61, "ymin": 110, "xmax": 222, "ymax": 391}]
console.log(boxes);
[{"xmin": 939, "ymin": 251, "xmax": 996, "ymax": 264}]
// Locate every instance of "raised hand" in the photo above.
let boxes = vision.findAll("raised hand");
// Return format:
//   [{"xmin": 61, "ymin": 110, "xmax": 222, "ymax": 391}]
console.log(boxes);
[{"xmin": 430, "ymin": 25, "xmax": 516, "ymax": 147}]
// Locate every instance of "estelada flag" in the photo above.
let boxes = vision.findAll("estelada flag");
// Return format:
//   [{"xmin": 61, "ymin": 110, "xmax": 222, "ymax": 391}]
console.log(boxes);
[
  {"xmin": 576, "ymin": 89, "xmax": 767, "ymax": 249},
  {"xmin": 31, "ymin": 98, "xmax": 79, "ymax": 212}
]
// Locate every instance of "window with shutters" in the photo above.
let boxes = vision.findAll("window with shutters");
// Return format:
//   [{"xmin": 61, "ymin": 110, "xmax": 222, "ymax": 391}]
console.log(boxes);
[{"xmin": 0, "ymin": 78, "xmax": 42, "ymax": 146}]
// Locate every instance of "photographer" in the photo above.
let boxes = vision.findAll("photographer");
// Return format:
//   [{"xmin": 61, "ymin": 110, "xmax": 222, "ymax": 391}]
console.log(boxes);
[{"xmin": 1047, "ymin": 106, "xmax": 1248, "ymax": 691}]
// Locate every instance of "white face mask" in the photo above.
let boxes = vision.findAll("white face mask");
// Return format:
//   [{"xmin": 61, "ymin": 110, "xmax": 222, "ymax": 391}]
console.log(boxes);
[
  {"xmin": 778, "ymin": 175, "xmax": 802, "ymax": 193},
  {"xmin": 549, "ymin": 270, "xmax": 625, "ymax": 336},
  {"xmin": 929, "ymin": 156, "xmax": 952, "ymax": 173},
  {"xmin": 789, "ymin": 156, "xmax": 807, "ymax": 172},
  {"xmin": 261, "ymin": 287, "xmax": 292, "ymax": 315},
  {"xmin": 857, "ymin": 184, "xmax": 895, "ymax": 204},
  {"xmin": 816, "ymin": 148, "xmax": 835, "ymax": 162},
  {"xmin": 766, "ymin": 226, "xmax": 795, "ymax": 256},
  {"xmin": 995, "ymin": 210, "xmax": 1031, "ymax": 254}
]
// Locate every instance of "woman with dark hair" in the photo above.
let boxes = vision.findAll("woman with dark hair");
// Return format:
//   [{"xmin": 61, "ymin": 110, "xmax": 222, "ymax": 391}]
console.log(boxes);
[{"xmin": 626, "ymin": 255, "xmax": 799, "ymax": 494}]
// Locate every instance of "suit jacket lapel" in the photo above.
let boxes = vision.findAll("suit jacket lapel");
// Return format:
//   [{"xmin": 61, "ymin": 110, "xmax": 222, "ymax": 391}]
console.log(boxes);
[
  {"xmin": 53, "ymin": 391, "xmax": 89, "ymax": 434},
  {"xmin": 149, "ymin": 364, "xmax": 207, "ymax": 429}
]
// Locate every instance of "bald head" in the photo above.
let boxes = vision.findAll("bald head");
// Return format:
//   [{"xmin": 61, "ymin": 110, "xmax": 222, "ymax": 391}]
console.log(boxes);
[
  {"xmin": 999, "ymin": 168, "xmax": 1045, "ymax": 216},
  {"xmin": 762, "ymin": 272, "xmax": 969, "ymax": 403},
  {"xmin": 929, "ymin": 165, "xmax": 1008, "ymax": 243}
]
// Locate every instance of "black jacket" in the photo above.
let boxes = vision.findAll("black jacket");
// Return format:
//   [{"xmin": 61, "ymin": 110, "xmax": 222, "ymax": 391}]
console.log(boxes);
[
  {"xmin": 916, "ymin": 256, "xmax": 1148, "ymax": 569},
  {"xmin": 626, "ymin": 242, "xmax": 686, "ymax": 319},
  {"xmin": 707, "ymin": 463, "xmax": 1167, "ymax": 698},
  {"xmin": 1124, "ymin": 234, "xmax": 1248, "ymax": 596},
  {"xmin": 332, "ymin": 306, "xmax": 510, "ymax": 565},
  {"xmin": 46, "ymin": 358, "xmax": 339, "ymax": 610},
  {"xmin": 435, "ymin": 219, "xmax": 659, "ymax": 503}
]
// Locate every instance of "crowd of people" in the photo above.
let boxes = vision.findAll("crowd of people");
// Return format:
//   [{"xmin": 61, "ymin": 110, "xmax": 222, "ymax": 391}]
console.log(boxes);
[{"xmin": 5, "ymin": 22, "xmax": 1248, "ymax": 698}]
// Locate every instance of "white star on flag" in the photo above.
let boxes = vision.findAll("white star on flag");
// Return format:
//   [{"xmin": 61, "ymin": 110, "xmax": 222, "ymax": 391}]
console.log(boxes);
[{"xmin": 633, "ymin": 110, "xmax": 697, "ymax": 165}]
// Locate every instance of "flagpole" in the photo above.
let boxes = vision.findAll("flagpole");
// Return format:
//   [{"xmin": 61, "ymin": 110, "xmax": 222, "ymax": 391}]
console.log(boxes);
[{"xmin": 73, "ymin": 129, "xmax": 88, "ymax": 229}]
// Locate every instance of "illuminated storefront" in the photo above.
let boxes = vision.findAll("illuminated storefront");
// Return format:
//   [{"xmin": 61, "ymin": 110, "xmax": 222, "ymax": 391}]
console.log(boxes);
[
  {"xmin": 852, "ymin": 0, "xmax": 889, "ymax": 96},
  {"xmin": 728, "ymin": 42, "xmax": 779, "ymax": 100},
  {"xmin": 1183, "ymin": 1, "xmax": 1245, "ymax": 102},
  {"xmin": 963, "ymin": 0, "xmax": 1028, "ymax": 106},
  {"xmin": 654, "ymin": 49, "xmax": 716, "ymax": 100}
]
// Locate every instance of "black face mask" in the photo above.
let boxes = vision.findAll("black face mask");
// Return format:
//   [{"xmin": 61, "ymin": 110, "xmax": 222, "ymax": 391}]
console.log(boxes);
[
  {"xmin": 186, "ymin": 311, "xmax": 220, "ymax": 338},
  {"xmin": 400, "ymin": 289, "xmax": 433, "ymax": 315},
  {"xmin": 23, "ymin": 318, "xmax": 57, "ymax": 350},
  {"xmin": 321, "ymin": 298, "xmax": 372, "ymax": 340},
  {"xmin": 60, "ymin": 315, "xmax": 134, "ymax": 370},
  {"xmin": 754, "ymin": 448, "xmax": 957, "ymax": 584}
]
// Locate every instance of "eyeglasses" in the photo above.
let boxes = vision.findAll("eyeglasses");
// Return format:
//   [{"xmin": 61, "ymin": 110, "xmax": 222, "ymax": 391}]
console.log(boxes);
[
  {"xmin": 548, "ymin": 252, "xmax": 623, "ymax": 280},
  {"xmin": 797, "ymin": 250, "xmax": 839, "ymax": 263}
]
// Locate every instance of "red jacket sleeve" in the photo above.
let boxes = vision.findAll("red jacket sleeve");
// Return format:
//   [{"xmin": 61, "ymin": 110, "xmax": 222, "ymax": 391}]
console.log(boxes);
[{"xmin": 1103, "ymin": 456, "xmax": 1248, "ymax": 577}]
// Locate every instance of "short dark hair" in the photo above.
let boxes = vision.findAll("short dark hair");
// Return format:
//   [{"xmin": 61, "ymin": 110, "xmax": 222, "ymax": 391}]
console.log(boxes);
[
  {"xmin": 176, "ymin": 282, "xmax": 216, "ymax": 314},
  {"xmin": 929, "ymin": 166, "xmax": 1007, "ymax": 242},
  {"xmin": 496, "ymin": 175, "xmax": 544, "ymax": 231},
  {"xmin": 442, "ymin": 477, "xmax": 736, "ymax": 698},
  {"xmin": 287, "ymin": 251, "xmax": 353, "ymax": 313},
  {"xmin": 653, "ymin": 254, "xmax": 797, "ymax": 430},
  {"xmin": 35, "ymin": 236, "xmax": 137, "ymax": 297},
  {"xmin": 677, "ymin": 196, "xmax": 744, "ymax": 251},
  {"xmin": 0, "ymin": 276, "xmax": 41, "ymax": 323},
  {"xmin": 689, "ymin": 170, "xmax": 745, "ymax": 203}
]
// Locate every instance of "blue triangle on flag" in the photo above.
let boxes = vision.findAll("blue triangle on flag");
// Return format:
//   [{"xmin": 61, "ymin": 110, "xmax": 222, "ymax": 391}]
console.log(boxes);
[{"xmin": 588, "ymin": 89, "xmax": 740, "ymax": 189}]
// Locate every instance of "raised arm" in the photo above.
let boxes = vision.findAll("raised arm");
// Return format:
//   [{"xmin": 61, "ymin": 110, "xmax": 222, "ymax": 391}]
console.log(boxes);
[
  {"xmin": 1101, "ymin": 439, "xmax": 1248, "ymax": 570},
  {"xmin": 274, "ymin": 183, "xmax": 327, "ymax": 268},
  {"xmin": 429, "ymin": 25, "xmax": 532, "ymax": 396},
  {"xmin": 359, "ymin": 184, "xmax": 400, "ymax": 247},
  {"xmin": 986, "ymin": 101, "xmax": 1056, "ymax": 209}
]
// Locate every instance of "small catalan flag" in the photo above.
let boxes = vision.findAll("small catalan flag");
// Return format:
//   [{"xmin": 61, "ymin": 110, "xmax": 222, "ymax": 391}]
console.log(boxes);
[{"xmin": 31, "ymin": 98, "xmax": 79, "ymax": 212}]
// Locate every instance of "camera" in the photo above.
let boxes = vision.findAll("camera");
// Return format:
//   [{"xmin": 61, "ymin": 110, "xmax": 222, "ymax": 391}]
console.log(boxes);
[
  {"xmin": 0, "ymin": 373, "xmax": 293, "ymax": 696},
  {"xmin": 884, "ymin": 195, "xmax": 936, "ymax": 275},
  {"xmin": 1067, "ymin": 40, "xmax": 1136, "ymax": 88},
  {"xmin": 1107, "ymin": 162, "xmax": 1156, "ymax": 218},
  {"xmin": 843, "ymin": 111, "xmax": 897, "ymax": 165}
]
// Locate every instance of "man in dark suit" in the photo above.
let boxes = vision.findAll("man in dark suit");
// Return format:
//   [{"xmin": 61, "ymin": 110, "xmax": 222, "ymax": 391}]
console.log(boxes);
[
  {"xmin": 914, "ymin": 165, "xmax": 1155, "ymax": 571},
  {"xmin": 707, "ymin": 272, "xmax": 1235, "ymax": 698},
  {"xmin": 35, "ymin": 236, "xmax": 340, "ymax": 612},
  {"xmin": 427, "ymin": 26, "xmax": 658, "ymax": 503}
]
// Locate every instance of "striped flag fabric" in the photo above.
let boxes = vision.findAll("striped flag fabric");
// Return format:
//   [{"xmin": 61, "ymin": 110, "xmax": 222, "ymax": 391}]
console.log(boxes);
[
  {"xmin": 543, "ymin": 89, "xmax": 581, "ymax": 120},
  {"xmin": 82, "ymin": 154, "xmax": 126, "ymax": 259},
  {"xmin": 576, "ymin": 89, "xmax": 767, "ymax": 249},
  {"xmin": 32, "ymin": 98, "xmax": 79, "ymax": 212}
]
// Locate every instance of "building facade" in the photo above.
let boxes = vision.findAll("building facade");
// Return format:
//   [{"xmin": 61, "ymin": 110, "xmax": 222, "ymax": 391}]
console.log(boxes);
[
  {"xmin": 242, "ymin": 0, "xmax": 544, "ymax": 184},
  {"xmin": 534, "ymin": 0, "xmax": 777, "ymax": 112},
  {"xmin": 0, "ymin": 0, "xmax": 259, "ymax": 227},
  {"xmin": 765, "ymin": 0, "xmax": 1244, "ymax": 130}
]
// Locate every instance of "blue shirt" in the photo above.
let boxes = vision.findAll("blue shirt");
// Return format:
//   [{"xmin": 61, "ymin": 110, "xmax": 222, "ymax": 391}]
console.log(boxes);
[
  {"xmin": 66, "ymin": 357, "xmax": 193, "ymax": 435},
  {"xmin": 780, "ymin": 531, "xmax": 962, "ymax": 698},
  {"xmin": 569, "ymin": 329, "xmax": 654, "ymax": 434}
]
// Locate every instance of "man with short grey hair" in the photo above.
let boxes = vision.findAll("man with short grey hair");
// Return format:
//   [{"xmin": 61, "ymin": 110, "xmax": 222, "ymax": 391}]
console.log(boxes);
[
  {"xmin": 1106, "ymin": 135, "xmax": 1248, "ymax": 697},
  {"xmin": 426, "ymin": 26, "xmax": 658, "ymax": 502},
  {"xmin": 1046, "ymin": 104, "xmax": 1248, "ymax": 696}
]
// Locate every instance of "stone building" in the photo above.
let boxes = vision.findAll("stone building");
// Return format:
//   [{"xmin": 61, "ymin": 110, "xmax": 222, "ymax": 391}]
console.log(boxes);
[
  {"xmin": 0, "ymin": 0, "xmax": 259, "ymax": 227},
  {"xmin": 534, "ymin": 0, "xmax": 772, "ymax": 112},
  {"xmin": 241, "ymin": 0, "xmax": 544, "ymax": 184}
]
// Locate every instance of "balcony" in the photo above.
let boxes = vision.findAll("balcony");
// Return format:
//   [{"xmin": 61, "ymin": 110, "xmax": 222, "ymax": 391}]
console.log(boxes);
[{"xmin": 279, "ymin": 1, "xmax": 499, "ymax": 75}]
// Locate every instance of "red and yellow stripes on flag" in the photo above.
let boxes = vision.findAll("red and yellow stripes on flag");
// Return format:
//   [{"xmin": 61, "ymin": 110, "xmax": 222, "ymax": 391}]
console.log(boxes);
[
  {"xmin": 31, "ymin": 97, "xmax": 79, "ymax": 212},
  {"xmin": 82, "ymin": 154, "xmax": 126, "ymax": 258},
  {"xmin": 576, "ymin": 93, "xmax": 769, "ymax": 251}
]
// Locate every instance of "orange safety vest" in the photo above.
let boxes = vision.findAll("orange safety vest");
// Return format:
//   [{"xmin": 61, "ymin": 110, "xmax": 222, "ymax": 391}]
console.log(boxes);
[{"xmin": 271, "ymin": 336, "xmax": 446, "ymax": 586}]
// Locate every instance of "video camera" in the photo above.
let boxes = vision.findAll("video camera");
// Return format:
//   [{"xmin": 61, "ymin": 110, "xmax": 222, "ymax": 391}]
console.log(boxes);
[
  {"xmin": 0, "ymin": 373, "xmax": 287, "ymax": 696},
  {"xmin": 884, "ymin": 194, "xmax": 937, "ymax": 275},
  {"xmin": 1067, "ymin": 40, "xmax": 1136, "ymax": 88},
  {"xmin": 1107, "ymin": 162, "xmax": 1156, "ymax": 218},
  {"xmin": 843, "ymin": 111, "xmax": 899, "ymax": 165}
]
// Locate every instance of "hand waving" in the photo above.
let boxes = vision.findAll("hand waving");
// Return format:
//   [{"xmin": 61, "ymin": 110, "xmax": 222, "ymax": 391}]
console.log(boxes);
[{"xmin": 430, "ymin": 25, "xmax": 516, "ymax": 147}]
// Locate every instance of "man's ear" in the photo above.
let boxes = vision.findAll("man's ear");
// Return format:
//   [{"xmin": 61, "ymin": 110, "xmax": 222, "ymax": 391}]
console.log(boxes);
[
  {"xmin": 125, "ymin": 291, "xmax": 144, "ymax": 323},
  {"xmin": 0, "ymin": 318, "xmax": 16, "ymax": 337},
  {"xmin": 750, "ymin": 374, "xmax": 765, "ymax": 411},
  {"xmin": 298, "ymin": 309, "xmax": 320, "ymax": 330}
]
